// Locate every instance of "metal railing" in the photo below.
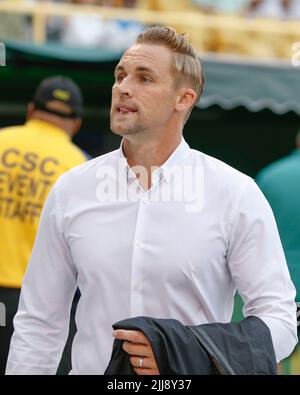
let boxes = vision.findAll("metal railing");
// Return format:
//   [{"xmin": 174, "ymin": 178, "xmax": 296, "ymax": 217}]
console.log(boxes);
[{"xmin": 0, "ymin": 1, "xmax": 299, "ymax": 57}]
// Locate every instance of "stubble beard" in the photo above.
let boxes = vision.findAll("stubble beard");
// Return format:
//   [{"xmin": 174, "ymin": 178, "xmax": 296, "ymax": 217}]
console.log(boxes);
[{"xmin": 110, "ymin": 115, "xmax": 146, "ymax": 137}]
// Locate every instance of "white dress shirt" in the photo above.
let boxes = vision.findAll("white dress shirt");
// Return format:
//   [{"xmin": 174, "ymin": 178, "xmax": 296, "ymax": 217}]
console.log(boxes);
[{"xmin": 6, "ymin": 138, "xmax": 297, "ymax": 374}]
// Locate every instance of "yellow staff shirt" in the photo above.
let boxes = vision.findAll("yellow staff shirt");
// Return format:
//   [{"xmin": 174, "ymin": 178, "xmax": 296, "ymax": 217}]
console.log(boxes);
[{"xmin": 0, "ymin": 119, "xmax": 87, "ymax": 288}]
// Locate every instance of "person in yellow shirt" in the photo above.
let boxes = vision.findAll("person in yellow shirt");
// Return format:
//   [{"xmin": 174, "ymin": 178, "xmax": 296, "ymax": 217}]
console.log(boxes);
[{"xmin": 0, "ymin": 76, "xmax": 88, "ymax": 374}]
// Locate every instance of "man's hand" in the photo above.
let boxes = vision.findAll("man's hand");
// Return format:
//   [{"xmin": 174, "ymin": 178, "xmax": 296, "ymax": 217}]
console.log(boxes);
[{"xmin": 113, "ymin": 329, "xmax": 160, "ymax": 375}]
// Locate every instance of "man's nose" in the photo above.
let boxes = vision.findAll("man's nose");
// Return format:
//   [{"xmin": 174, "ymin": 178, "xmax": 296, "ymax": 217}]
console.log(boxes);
[{"xmin": 118, "ymin": 78, "xmax": 133, "ymax": 97}]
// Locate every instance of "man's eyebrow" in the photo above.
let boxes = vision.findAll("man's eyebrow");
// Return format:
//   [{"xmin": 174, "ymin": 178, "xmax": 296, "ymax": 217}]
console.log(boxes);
[
  {"xmin": 114, "ymin": 65, "xmax": 124, "ymax": 74},
  {"xmin": 114, "ymin": 65, "xmax": 156, "ymax": 74},
  {"xmin": 135, "ymin": 66, "xmax": 155, "ymax": 74}
]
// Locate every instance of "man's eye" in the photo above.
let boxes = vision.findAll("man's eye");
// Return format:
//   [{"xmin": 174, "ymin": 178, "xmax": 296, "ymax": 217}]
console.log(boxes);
[
  {"xmin": 141, "ymin": 76, "xmax": 152, "ymax": 83},
  {"xmin": 116, "ymin": 75, "xmax": 125, "ymax": 82}
]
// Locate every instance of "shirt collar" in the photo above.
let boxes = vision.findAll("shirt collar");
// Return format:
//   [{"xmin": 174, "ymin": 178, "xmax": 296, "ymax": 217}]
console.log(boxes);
[
  {"xmin": 159, "ymin": 138, "xmax": 191, "ymax": 183},
  {"xmin": 24, "ymin": 119, "xmax": 71, "ymax": 141},
  {"xmin": 118, "ymin": 137, "xmax": 191, "ymax": 184}
]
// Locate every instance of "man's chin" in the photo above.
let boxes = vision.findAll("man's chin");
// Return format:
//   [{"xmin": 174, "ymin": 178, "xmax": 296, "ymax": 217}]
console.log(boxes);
[{"xmin": 110, "ymin": 124, "xmax": 138, "ymax": 136}]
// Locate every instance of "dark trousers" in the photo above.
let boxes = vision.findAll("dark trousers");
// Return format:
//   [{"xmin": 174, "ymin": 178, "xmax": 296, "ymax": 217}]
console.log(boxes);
[{"xmin": 0, "ymin": 287, "xmax": 79, "ymax": 375}]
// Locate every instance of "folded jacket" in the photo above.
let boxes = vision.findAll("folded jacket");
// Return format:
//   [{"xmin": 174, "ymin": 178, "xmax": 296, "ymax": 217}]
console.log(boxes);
[{"xmin": 104, "ymin": 316, "xmax": 277, "ymax": 375}]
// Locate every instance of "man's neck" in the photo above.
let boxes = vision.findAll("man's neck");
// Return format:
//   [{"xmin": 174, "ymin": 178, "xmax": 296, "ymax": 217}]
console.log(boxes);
[{"xmin": 122, "ymin": 132, "xmax": 182, "ymax": 190}]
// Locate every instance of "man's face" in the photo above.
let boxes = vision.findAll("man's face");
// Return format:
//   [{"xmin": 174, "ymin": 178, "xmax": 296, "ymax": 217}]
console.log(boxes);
[{"xmin": 110, "ymin": 44, "xmax": 178, "ymax": 137}]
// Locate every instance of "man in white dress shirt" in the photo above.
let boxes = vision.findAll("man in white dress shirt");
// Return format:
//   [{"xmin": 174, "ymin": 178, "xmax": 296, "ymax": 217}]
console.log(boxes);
[{"xmin": 6, "ymin": 26, "xmax": 297, "ymax": 375}]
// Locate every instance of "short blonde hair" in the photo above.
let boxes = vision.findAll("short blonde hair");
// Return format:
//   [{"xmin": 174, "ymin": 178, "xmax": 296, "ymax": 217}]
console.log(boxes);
[{"xmin": 136, "ymin": 26, "xmax": 204, "ymax": 114}]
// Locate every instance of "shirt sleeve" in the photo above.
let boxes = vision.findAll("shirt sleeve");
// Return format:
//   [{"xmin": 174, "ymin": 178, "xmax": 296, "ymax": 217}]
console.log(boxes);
[
  {"xmin": 5, "ymin": 181, "xmax": 77, "ymax": 375},
  {"xmin": 227, "ymin": 179, "xmax": 298, "ymax": 362}
]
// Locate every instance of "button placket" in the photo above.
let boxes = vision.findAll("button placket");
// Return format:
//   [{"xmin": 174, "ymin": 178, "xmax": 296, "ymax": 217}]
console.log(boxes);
[{"xmin": 130, "ymin": 199, "xmax": 148, "ymax": 316}]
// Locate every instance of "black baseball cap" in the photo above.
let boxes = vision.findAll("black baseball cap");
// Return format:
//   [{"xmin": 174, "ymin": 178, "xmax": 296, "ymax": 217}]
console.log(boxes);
[{"xmin": 32, "ymin": 76, "xmax": 83, "ymax": 119}]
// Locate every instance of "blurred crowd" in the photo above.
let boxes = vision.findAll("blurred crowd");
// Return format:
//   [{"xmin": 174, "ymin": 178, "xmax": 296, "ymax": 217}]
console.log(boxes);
[
  {"xmin": 46, "ymin": 0, "xmax": 144, "ymax": 51},
  {"xmin": 193, "ymin": 0, "xmax": 300, "ymax": 19},
  {"xmin": 0, "ymin": 0, "xmax": 300, "ymax": 58},
  {"xmin": 0, "ymin": 0, "xmax": 144, "ymax": 51}
]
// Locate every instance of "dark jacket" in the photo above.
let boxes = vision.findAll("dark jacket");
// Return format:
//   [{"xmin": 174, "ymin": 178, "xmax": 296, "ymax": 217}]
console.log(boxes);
[{"xmin": 104, "ymin": 316, "xmax": 277, "ymax": 375}]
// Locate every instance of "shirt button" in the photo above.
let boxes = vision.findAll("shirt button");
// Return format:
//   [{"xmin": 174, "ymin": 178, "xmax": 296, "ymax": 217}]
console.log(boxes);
[
  {"xmin": 136, "ymin": 240, "xmax": 144, "ymax": 248},
  {"xmin": 134, "ymin": 283, "xmax": 141, "ymax": 291}
]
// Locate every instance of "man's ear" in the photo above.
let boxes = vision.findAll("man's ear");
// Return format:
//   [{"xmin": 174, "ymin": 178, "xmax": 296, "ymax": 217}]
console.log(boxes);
[
  {"xmin": 175, "ymin": 88, "xmax": 197, "ymax": 114},
  {"xmin": 27, "ymin": 103, "xmax": 35, "ymax": 120}
]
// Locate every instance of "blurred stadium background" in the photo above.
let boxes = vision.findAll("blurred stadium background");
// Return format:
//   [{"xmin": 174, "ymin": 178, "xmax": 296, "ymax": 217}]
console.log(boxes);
[{"xmin": 0, "ymin": 0, "xmax": 299, "ymax": 375}]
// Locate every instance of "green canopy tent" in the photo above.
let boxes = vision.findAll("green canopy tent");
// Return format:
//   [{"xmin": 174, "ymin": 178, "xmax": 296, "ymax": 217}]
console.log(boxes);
[
  {"xmin": 195, "ymin": 54, "xmax": 300, "ymax": 178},
  {"xmin": 1, "ymin": 41, "xmax": 300, "ymax": 177}
]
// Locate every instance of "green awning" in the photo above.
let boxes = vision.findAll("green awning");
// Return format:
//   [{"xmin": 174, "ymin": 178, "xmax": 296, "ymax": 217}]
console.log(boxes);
[
  {"xmin": 199, "ymin": 54, "xmax": 300, "ymax": 115},
  {"xmin": 1, "ymin": 41, "xmax": 300, "ymax": 115},
  {"xmin": 4, "ymin": 40, "xmax": 122, "ymax": 63}
]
